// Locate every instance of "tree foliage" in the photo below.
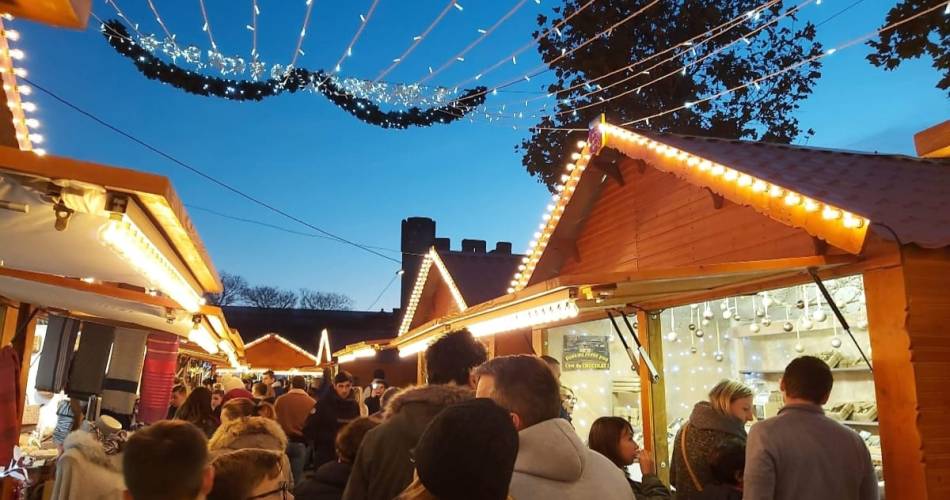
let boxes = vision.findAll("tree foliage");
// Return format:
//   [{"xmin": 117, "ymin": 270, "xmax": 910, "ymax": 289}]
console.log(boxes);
[
  {"xmin": 519, "ymin": 0, "xmax": 822, "ymax": 189},
  {"xmin": 867, "ymin": 0, "xmax": 949, "ymax": 94},
  {"xmin": 299, "ymin": 289, "xmax": 354, "ymax": 310},
  {"xmin": 240, "ymin": 285, "xmax": 299, "ymax": 309},
  {"xmin": 206, "ymin": 272, "xmax": 248, "ymax": 306}
]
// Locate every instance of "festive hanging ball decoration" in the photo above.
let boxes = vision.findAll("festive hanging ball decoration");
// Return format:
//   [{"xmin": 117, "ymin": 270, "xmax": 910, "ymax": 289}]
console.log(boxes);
[
  {"xmin": 723, "ymin": 333, "xmax": 731, "ymax": 341},
  {"xmin": 856, "ymin": 320, "xmax": 869, "ymax": 330},
  {"xmin": 720, "ymin": 301, "xmax": 729, "ymax": 311},
  {"xmin": 831, "ymin": 337, "xmax": 843, "ymax": 349},
  {"xmin": 722, "ymin": 309, "xmax": 733, "ymax": 320},
  {"xmin": 755, "ymin": 307, "xmax": 765, "ymax": 318},
  {"xmin": 666, "ymin": 331, "xmax": 678, "ymax": 342},
  {"xmin": 733, "ymin": 313, "xmax": 742, "ymax": 322},
  {"xmin": 796, "ymin": 299, "xmax": 806, "ymax": 310},
  {"xmin": 695, "ymin": 329, "xmax": 705, "ymax": 338},
  {"xmin": 690, "ymin": 303, "xmax": 700, "ymax": 310},
  {"xmin": 794, "ymin": 343, "xmax": 805, "ymax": 353},
  {"xmin": 801, "ymin": 318, "xmax": 814, "ymax": 330},
  {"xmin": 783, "ymin": 321, "xmax": 794, "ymax": 332},
  {"xmin": 762, "ymin": 318, "xmax": 772, "ymax": 327},
  {"xmin": 688, "ymin": 323, "xmax": 697, "ymax": 332},
  {"xmin": 714, "ymin": 352, "xmax": 725, "ymax": 362},
  {"xmin": 703, "ymin": 309, "xmax": 714, "ymax": 321},
  {"xmin": 701, "ymin": 319, "xmax": 711, "ymax": 327},
  {"xmin": 762, "ymin": 295, "xmax": 774, "ymax": 308},
  {"xmin": 750, "ymin": 323, "xmax": 761, "ymax": 334},
  {"xmin": 812, "ymin": 310, "xmax": 827, "ymax": 322},
  {"xmin": 690, "ymin": 346, "xmax": 698, "ymax": 354}
]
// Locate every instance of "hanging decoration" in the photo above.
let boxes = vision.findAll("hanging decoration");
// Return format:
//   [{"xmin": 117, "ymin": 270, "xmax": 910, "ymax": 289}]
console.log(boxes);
[
  {"xmin": 666, "ymin": 309, "xmax": 678, "ymax": 342},
  {"xmin": 101, "ymin": 21, "xmax": 487, "ymax": 129},
  {"xmin": 714, "ymin": 317, "xmax": 724, "ymax": 362},
  {"xmin": 831, "ymin": 317, "xmax": 842, "ymax": 349}
]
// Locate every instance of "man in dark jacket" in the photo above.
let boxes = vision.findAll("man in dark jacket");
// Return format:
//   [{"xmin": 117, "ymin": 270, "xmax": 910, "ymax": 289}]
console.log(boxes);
[
  {"xmin": 342, "ymin": 330, "xmax": 488, "ymax": 500},
  {"xmin": 304, "ymin": 371, "xmax": 361, "ymax": 469}
]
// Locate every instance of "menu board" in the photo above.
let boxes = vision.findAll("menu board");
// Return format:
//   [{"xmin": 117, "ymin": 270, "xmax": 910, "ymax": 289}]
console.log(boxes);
[{"xmin": 563, "ymin": 335, "xmax": 610, "ymax": 371}]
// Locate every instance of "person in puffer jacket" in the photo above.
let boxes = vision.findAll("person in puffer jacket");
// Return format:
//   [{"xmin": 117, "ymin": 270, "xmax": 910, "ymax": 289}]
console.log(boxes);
[
  {"xmin": 208, "ymin": 399, "xmax": 294, "ymax": 489},
  {"xmin": 474, "ymin": 355, "xmax": 634, "ymax": 500}
]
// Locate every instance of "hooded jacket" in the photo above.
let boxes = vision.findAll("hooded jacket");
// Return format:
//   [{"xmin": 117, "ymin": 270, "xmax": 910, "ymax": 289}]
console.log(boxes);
[
  {"xmin": 670, "ymin": 402, "xmax": 747, "ymax": 500},
  {"xmin": 208, "ymin": 416, "xmax": 294, "ymax": 488},
  {"xmin": 295, "ymin": 460, "xmax": 353, "ymax": 500},
  {"xmin": 50, "ymin": 429, "xmax": 125, "ymax": 500},
  {"xmin": 509, "ymin": 418, "xmax": 635, "ymax": 500},
  {"xmin": 342, "ymin": 384, "xmax": 474, "ymax": 500}
]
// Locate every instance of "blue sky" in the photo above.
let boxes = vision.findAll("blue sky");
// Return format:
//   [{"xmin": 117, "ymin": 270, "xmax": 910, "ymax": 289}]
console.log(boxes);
[{"xmin": 17, "ymin": 1, "xmax": 948, "ymax": 310}]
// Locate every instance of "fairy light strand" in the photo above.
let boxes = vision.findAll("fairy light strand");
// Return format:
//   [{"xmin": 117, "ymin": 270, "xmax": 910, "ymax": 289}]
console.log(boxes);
[
  {"xmin": 251, "ymin": 0, "xmax": 259, "ymax": 62},
  {"xmin": 374, "ymin": 0, "xmax": 459, "ymax": 83},
  {"xmin": 290, "ymin": 0, "xmax": 317, "ymax": 68},
  {"xmin": 197, "ymin": 0, "xmax": 218, "ymax": 51},
  {"xmin": 417, "ymin": 0, "xmax": 532, "ymax": 85},
  {"xmin": 322, "ymin": 0, "xmax": 382, "ymax": 83}
]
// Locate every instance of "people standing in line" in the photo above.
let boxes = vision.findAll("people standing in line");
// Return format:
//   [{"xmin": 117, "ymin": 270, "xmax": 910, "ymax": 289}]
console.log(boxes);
[
  {"xmin": 167, "ymin": 384, "xmax": 188, "ymax": 420},
  {"xmin": 540, "ymin": 355, "xmax": 573, "ymax": 423},
  {"xmin": 670, "ymin": 380, "xmax": 753, "ymax": 499},
  {"xmin": 744, "ymin": 356, "xmax": 878, "ymax": 500},
  {"xmin": 253, "ymin": 382, "xmax": 276, "ymax": 404},
  {"xmin": 276, "ymin": 375, "xmax": 317, "ymax": 486},
  {"xmin": 343, "ymin": 330, "xmax": 486, "ymax": 500},
  {"xmin": 474, "ymin": 355, "xmax": 634, "ymax": 500},
  {"xmin": 209, "ymin": 397, "xmax": 294, "ymax": 489},
  {"xmin": 588, "ymin": 416, "xmax": 671, "ymax": 499},
  {"xmin": 174, "ymin": 386, "xmax": 219, "ymax": 438},
  {"xmin": 123, "ymin": 421, "xmax": 215, "ymax": 500},
  {"xmin": 296, "ymin": 417, "xmax": 379, "ymax": 500},
  {"xmin": 696, "ymin": 438, "xmax": 746, "ymax": 500},
  {"xmin": 208, "ymin": 449, "xmax": 293, "ymax": 500},
  {"xmin": 396, "ymin": 398, "xmax": 519, "ymax": 500},
  {"xmin": 305, "ymin": 371, "xmax": 361, "ymax": 469}
]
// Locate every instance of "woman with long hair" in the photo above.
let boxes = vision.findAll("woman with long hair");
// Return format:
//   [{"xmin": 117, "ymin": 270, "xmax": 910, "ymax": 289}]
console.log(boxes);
[
  {"xmin": 174, "ymin": 386, "xmax": 218, "ymax": 437},
  {"xmin": 588, "ymin": 417, "xmax": 670, "ymax": 499},
  {"xmin": 670, "ymin": 380, "xmax": 753, "ymax": 499}
]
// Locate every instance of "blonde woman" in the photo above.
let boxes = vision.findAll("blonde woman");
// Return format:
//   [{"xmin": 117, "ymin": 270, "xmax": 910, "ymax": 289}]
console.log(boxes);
[{"xmin": 670, "ymin": 380, "xmax": 753, "ymax": 499}]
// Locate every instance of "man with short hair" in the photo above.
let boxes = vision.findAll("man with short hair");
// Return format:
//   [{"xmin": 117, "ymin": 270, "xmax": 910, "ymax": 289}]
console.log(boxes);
[
  {"xmin": 540, "ymin": 355, "xmax": 572, "ymax": 423},
  {"xmin": 261, "ymin": 370, "xmax": 280, "ymax": 399},
  {"xmin": 343, "ymin": 330, "xmax": 487, "ymax": 500},
  {"xmin": 744, "ymin": 355, "xmax": 878, "ymax": 500},
  {"xmin": 276, "ymin": 375, "xmax": 316, "ymax": 484},
  {"xmin": 123, "ymin": 420, "xmax": 214, "ymax": 500},
  {"xmin": 166, "ymin": 384, "xmax": 187, "ymax": 420},
  {"xmin": 475, "ymin": 355, "xmax": 634, "ymax": 500}
]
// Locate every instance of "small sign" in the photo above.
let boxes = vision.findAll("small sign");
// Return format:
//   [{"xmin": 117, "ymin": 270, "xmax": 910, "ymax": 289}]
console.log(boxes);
[{"xmin": 563, "ymin": 335, "xmax": 610, "ymax": 371}]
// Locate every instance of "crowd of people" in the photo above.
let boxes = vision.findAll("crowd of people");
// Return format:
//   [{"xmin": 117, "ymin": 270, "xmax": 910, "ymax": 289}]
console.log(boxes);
[{"xmin": 53, "ymin": 329, "xmax": 879, "ymax": 500}]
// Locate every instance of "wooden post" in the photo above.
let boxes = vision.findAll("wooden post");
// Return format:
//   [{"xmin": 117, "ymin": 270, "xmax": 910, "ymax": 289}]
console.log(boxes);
[
  {"xmin": 1, "ymin": 303, "xmax": 37, "ymax": 499},
  {"xmin": 864, "ymin": 246, "xmax": 950, "ymax": 499},
  {"xmin": 637, "ymin": 309, "xmax": 670, "ymax": 484}
]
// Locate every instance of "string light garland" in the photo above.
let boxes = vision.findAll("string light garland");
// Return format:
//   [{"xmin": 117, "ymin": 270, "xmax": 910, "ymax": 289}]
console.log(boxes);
[
  {"xmin": 0, "ymin": 17, "xmax": 45, "ymax": 156},
  {"xmin": 289, "ymin": 0, "xmax": 317, "ymax": 69},
  {"xmin": 417, "ymin": 0, "xmax": 532, "ymax": 85},
  {"xmin": 102, "ymin": 21, "xmax": 487, "ymax": 129},
  {"xmin": 374, "ymin": 0, "xmax": 460, "ymax": 83},
  {"xmin": 324, "ymin": 0, "xmax": 382, "ymax": 78}
]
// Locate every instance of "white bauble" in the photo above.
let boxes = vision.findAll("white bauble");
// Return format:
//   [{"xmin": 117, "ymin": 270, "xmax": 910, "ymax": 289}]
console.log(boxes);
[
  {"xmin": 750, "ymin": 323, "xmax": 761, "ymax": 334},
  {"xmin": 666, "ymin": 331, "xmax": 678, "ymax": 342},
  {"xmin": 813, "ymin": 310, "xmax": 827, "ymax": 322},
  {"xmin": 801, "ymin": 319, "xmax": 814, "ymax": 330},
  {"xmin": 794, "ymin": 343, "xmax": 805, "ymax": 353},
  {"xmin": 722, "ymin": 309, "xmax": 733, "ymax": 320},
  {"xmin": 831, "ymin": 337, "xmax": 843, "ymax": 349},
  {"xmin": 783, "ymin": 321, "xmax": 794, "ymax": 332},
  {"xmin": 714, "ymin": 352, "xmax": 724, "ymax": 362},
  {"xmin": 695, "ymin": 329, "xmax": 705, "ymax": 338}
]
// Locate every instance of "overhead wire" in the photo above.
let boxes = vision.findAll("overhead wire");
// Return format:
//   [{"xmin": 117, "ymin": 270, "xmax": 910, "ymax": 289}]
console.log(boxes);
[
  {"xmin": 22, "ymin": 76, "xmax": 403, "ymax": 265},
  {"xmin": 374, "ymin": 0, "xmax": 459, "ymax": 83},
  {"xmin": 416, "ymin": 0, "xmax": 532, "ymax": 85},
  {"xmin": 366, "ymin": 269, "xmax": 403, "ymax": 310}
]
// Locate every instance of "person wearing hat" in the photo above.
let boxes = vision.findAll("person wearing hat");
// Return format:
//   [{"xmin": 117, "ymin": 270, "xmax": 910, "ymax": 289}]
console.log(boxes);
[{"xmin": 396, "ymin": 398, "xmax": 519, "ymax": 500}]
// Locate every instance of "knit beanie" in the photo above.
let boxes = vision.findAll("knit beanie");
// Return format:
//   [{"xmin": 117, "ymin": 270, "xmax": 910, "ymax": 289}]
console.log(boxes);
[{"xmin": 413, "ymin": 398, "xmax": 519, "ymax": 500}]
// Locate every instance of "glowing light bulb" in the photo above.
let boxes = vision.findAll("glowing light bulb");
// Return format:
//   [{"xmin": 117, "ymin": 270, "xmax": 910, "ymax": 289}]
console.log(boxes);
[
  {"xmin": 576, "ymin": 140, "xmax": 587, "ymax": 148},
  {"xmin": 842, "ymin": 212, "xmax": 864, "ymax": 229},
  {"xmin": 699, "ymin": 160, "xmax": 712, "ymax": 171},
  {"xmin": 769, "ymin": 185, "xmax": 784, "ymax": 198},
  {"xmin": 33, "ymin": 148, "xmax": 46, "ymax": 156},
  {"xmin": 28, "ymin": 133, "xmax": 42, "ymax": 144},
  {"xmin": 752, "ymin": 180, "xmax": 767, "ymax": 192},
  {"xmin": 566, "ymin": 163, "xmax": 575, "ymax": 171},
  {"xmin": 17, "ymin": 85, "xmax": 30, "ymax": 95},
  {"xmin": 737, "ymin": 174, "xmax": 752, "ymax": 186},
  {"xmin": 822, "ymin": 206, "xmax": 841, "ymax": 220},
  {"xmin": 8, "ymin": 49, "xmax": 24, "ymax": 60},
  {"xmin": 711, "ymin": 164, "xmax": 725, "ymax": 176},
  {"xmin": 803, "ymin": 199, "xmax": 820, "ymax": 212},
  {"xmin": 571, "ymin": 152, "xmax": 581, "ymax": 160},
  {"xmin": 13, "ymin": 68, "xmax": 26, "ymax": 77},
  {"xmin": 784, "ymin": 193, "xmax": 801, "ymax": 206},
  {"xmin": 5, "ymin": 30, "xmax": 19, "ymax": 41},
  {"xmin": 20, "ymin": 102, "xmax": 36, "ymax": 112}
]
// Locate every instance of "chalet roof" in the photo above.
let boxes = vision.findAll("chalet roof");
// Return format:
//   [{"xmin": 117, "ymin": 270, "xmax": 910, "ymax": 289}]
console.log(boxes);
[
  {"xmin": 637, "ymin": 130, "xmax": 950, "ymax": 249},
  {"xmin": 438, "ymin": 251, "xmax": 523, "ymax": 305},
  {"xmin": 224, "ymin": 307, "xmax": 396, "ymax": 356}
]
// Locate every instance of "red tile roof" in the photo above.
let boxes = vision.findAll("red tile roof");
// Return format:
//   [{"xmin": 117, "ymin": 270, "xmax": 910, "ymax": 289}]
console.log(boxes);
[{"xmin": 637, "ymin": 131, "xmax": 950, "ymax": 248}]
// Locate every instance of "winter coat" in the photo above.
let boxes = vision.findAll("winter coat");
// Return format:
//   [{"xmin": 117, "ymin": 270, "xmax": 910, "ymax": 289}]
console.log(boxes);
[
  {"xmin": 50, "ymin": 430, "xmax": 125, "ymax": 500},
  {"xmin": 695, "ymin": 484, "xmax": 742, "ymax": 500},
  {"xmin": 295, "ymin": 460, "xmax": 352, "ymax": 500},
  {"xmin": 208, "ymin": 416, "xmax": 294, "ymax": 488},
  {"xmin": 509, "ymin": 418, "xmax": 635, "ymax": 500},
  {"xmin": 304, "ymin": 390, "xmax": 361, "ymax": 468},
  {"xmin": 630, "ymin": 474, "xmax": 672, "ymax": 500},
  {"xmin": 670, "ymin": 402, "xmax": 747, "ymax": 500},
  {"xmin": 743, "ymin": 403, "xmax": 878, "ymax": 500},
  {"xmin": 342, "ymin": 384, "xmax": 474, "ymax": 500}
]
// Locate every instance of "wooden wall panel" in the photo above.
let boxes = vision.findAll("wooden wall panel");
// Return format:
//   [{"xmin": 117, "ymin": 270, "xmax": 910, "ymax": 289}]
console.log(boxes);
[
  {"xmin": 493, "ymin": 329, "xmax": 536, "ymax": 356},
  {"xmin": 561, "ymin": 162, "xmax": 822, "ymax": 277},
  {"xmin": 409, "ymin": 272, "xmax": 459, "ymax": 331}
]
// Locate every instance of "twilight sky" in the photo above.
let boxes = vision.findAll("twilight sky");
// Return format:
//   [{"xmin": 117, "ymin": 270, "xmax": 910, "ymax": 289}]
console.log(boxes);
[{"xmin": 17, "ymin": 0, "xmax": 948, "ymax": 310}]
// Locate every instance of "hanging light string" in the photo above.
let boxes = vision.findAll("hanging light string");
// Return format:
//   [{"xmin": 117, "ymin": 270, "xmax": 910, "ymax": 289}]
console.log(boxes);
[
  {"xmin": 450, "ymin": 0, "xmax": 660, "ymax": 106},
  {"xmin": 450, "ymin": 0, "xmax": 599, "ymax": 90},
  {"xmin": 619, "ymin": 0, "xmax": 947, "ymax": 127},
  {"xmin": 105, "ymin": 0, "xmax": 144, "ymax": 38},
  {"xmin": 322, "ymin": 0, "xmax": 382, "ymax": 83},
  {"xmin": 145, "ymin": 0, "xmax": 178, "ymax": 50},
  {"xmin": 485, "ymin": 0, "xmax": 783, "ymax": 112},
  {"xmin": 552, "ymin": 0, "xmax": 815, "ymax": 118},
  {"xmin": 374, "ymin": 0, "xmax": 459, "ymax": 83},
  {"xmin": 197, "ymin": 0, "xmax": 218, "ymax": 51},
  {"xmin": 290, "ymin": 0, "xmax": 317, "ymax": 68},
  {"xmin": 416, "ymin": 0, "xmax": 532, "ymax": 85},
  {"xmin": 250, "ymin": 0, "xmax": 259, "ymax": 62}
]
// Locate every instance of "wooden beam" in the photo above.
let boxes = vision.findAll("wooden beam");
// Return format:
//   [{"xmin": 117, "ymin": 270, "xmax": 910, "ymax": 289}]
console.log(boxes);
[
  {"xmin": 914, "ymin": 120, "xmax": 950, "ymax": 158},
  {"xmin": 0, "ymin": 266, "xmax": 180, "ymax": 310},
  {"xmin": 638, "ymin": 309, "xmax": 670, "ymax": 485}
]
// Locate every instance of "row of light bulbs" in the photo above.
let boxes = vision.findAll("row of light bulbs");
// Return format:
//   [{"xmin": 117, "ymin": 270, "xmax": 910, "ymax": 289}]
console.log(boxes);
[
  {"xmin": 337, "ymin": 346, "xmax": 377, "ymax": 364},
  {"xmin": 508, "ymin": 137, "xmax": 593, "ymax": 292},
  {"xmin": 0, "ymin": 17, "xmax": 44, "ymax": 156},
  {"xmin": 468, "ymin": 299, "xmax": 580, "ymax": 337},
  {"xmin": 600, "ymin": 123, "xmax": 870, "ymax": 230},
  {"xmin": 398, "ymin": 251, "xmax": 434, "ymax": 336}
]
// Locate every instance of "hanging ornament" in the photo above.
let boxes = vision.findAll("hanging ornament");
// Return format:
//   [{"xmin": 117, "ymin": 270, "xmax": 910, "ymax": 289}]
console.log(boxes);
[
  {"xmin": 856, "ymin": 320, "xmax": 869, "ymax": 330},
  {"xmin": 782, "ymin": 306, "xmax": 793, "ymax": 332},
  {"xmin": 702, "ymin": 319, "xmax": 711, "ymax": 327},
  {"xmin": 250, "ymin": 60, "xmax": 266, "ymax": 80},
  {"xmin": 714, "ymin": 352, "xmax": 724, "ymax": 362},
  {"xmin": 722, "ymin": 309, "xmax": 733, "ymax": 320},
  {"xmin": 270, "ymin": 63, "xmax": 286, "ymax": 80},
  {"xmin": 812, "ymin": 286, "xmax": 827, "ymax": 322},
  {"xmin": 713, "ymin": 317, "xmax": 723, "ymax": 361},
  {"xmin": 703, "ymin": 302, "xmax": 714, "ymax": 320},
  {"xmin": 801, "ymin": 318, "xmax": 814, "ymax": 330},
  {"xmin": 796, "ymin": 299, "xmax": 805, "ymax": 310},
  {"xmin": 690, "ymin": 303, "xmax": 699, "ymax": 310},
  {"xmin": 666, "ymin": 331, "xmax": 679, "ymax": 342},
  {"xmin": 793, "ymin": 321, "xmax": 805, "ymax": 353},
  {"xmin": 666, "ymin": 309, "xmax": 678, "ymax": 342},
  {"xmin": 795, "ymin": 343, "xmax": 805, "ymax": 353},
  {"xmin": 140, "ymin": 34, "xmax": 161, "ymax": 51},
  {"xmin": 732, "ymin": 297, "xmax": 742, "ymax": 322},
  {"xmin": 749, "ymin": 323, "xmax": 761, "ymax": 333},
  {"xmin": 690, "ymin": 346, "xmax": 698, "ymax": 354},
  {"xmin": 720, "ymin": 300, "xmax": 729, "ymax": 311},
  {"xmin": 762, "ymin": 292, "xmax": 773, "ymax": 309},
  {"xmin": 695, "ymin": 329, "xmax": 705, "ymax": 338},
  {"xmin": 182, "ymin": 45, "xmax": 202, "ymax": 65},
  {"xmin": 831, "ymin": 337, "xmax": 842, "ymax": 349},
  {"xmin": 162, "ymin": 36, "xmax": 181, "ymax": 60},
  {"xmin": 688, "ymin": 323, "xmax": 697, "ymax": 332},
  {"xmin": 762, "ymin": 317, "xmax": 772, "ymax": 327}
]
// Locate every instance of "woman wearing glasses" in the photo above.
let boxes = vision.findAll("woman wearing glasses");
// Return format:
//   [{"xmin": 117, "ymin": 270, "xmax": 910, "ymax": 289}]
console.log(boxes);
[{"xmin": 209, "ymin": 448, "xmax": 293, "ymax": 500}]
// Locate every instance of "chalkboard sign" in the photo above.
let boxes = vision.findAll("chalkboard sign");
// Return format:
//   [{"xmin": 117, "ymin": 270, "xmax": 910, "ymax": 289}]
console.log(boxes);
[{"xmin": 563, "ymin": 335, "xmax": 610, "ymax": 371}]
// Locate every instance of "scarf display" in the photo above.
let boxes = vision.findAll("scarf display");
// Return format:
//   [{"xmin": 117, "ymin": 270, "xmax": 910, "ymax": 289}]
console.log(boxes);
[{"xmin": 101, "ymin": 328, "xmax": 149, "ymax": 421}]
